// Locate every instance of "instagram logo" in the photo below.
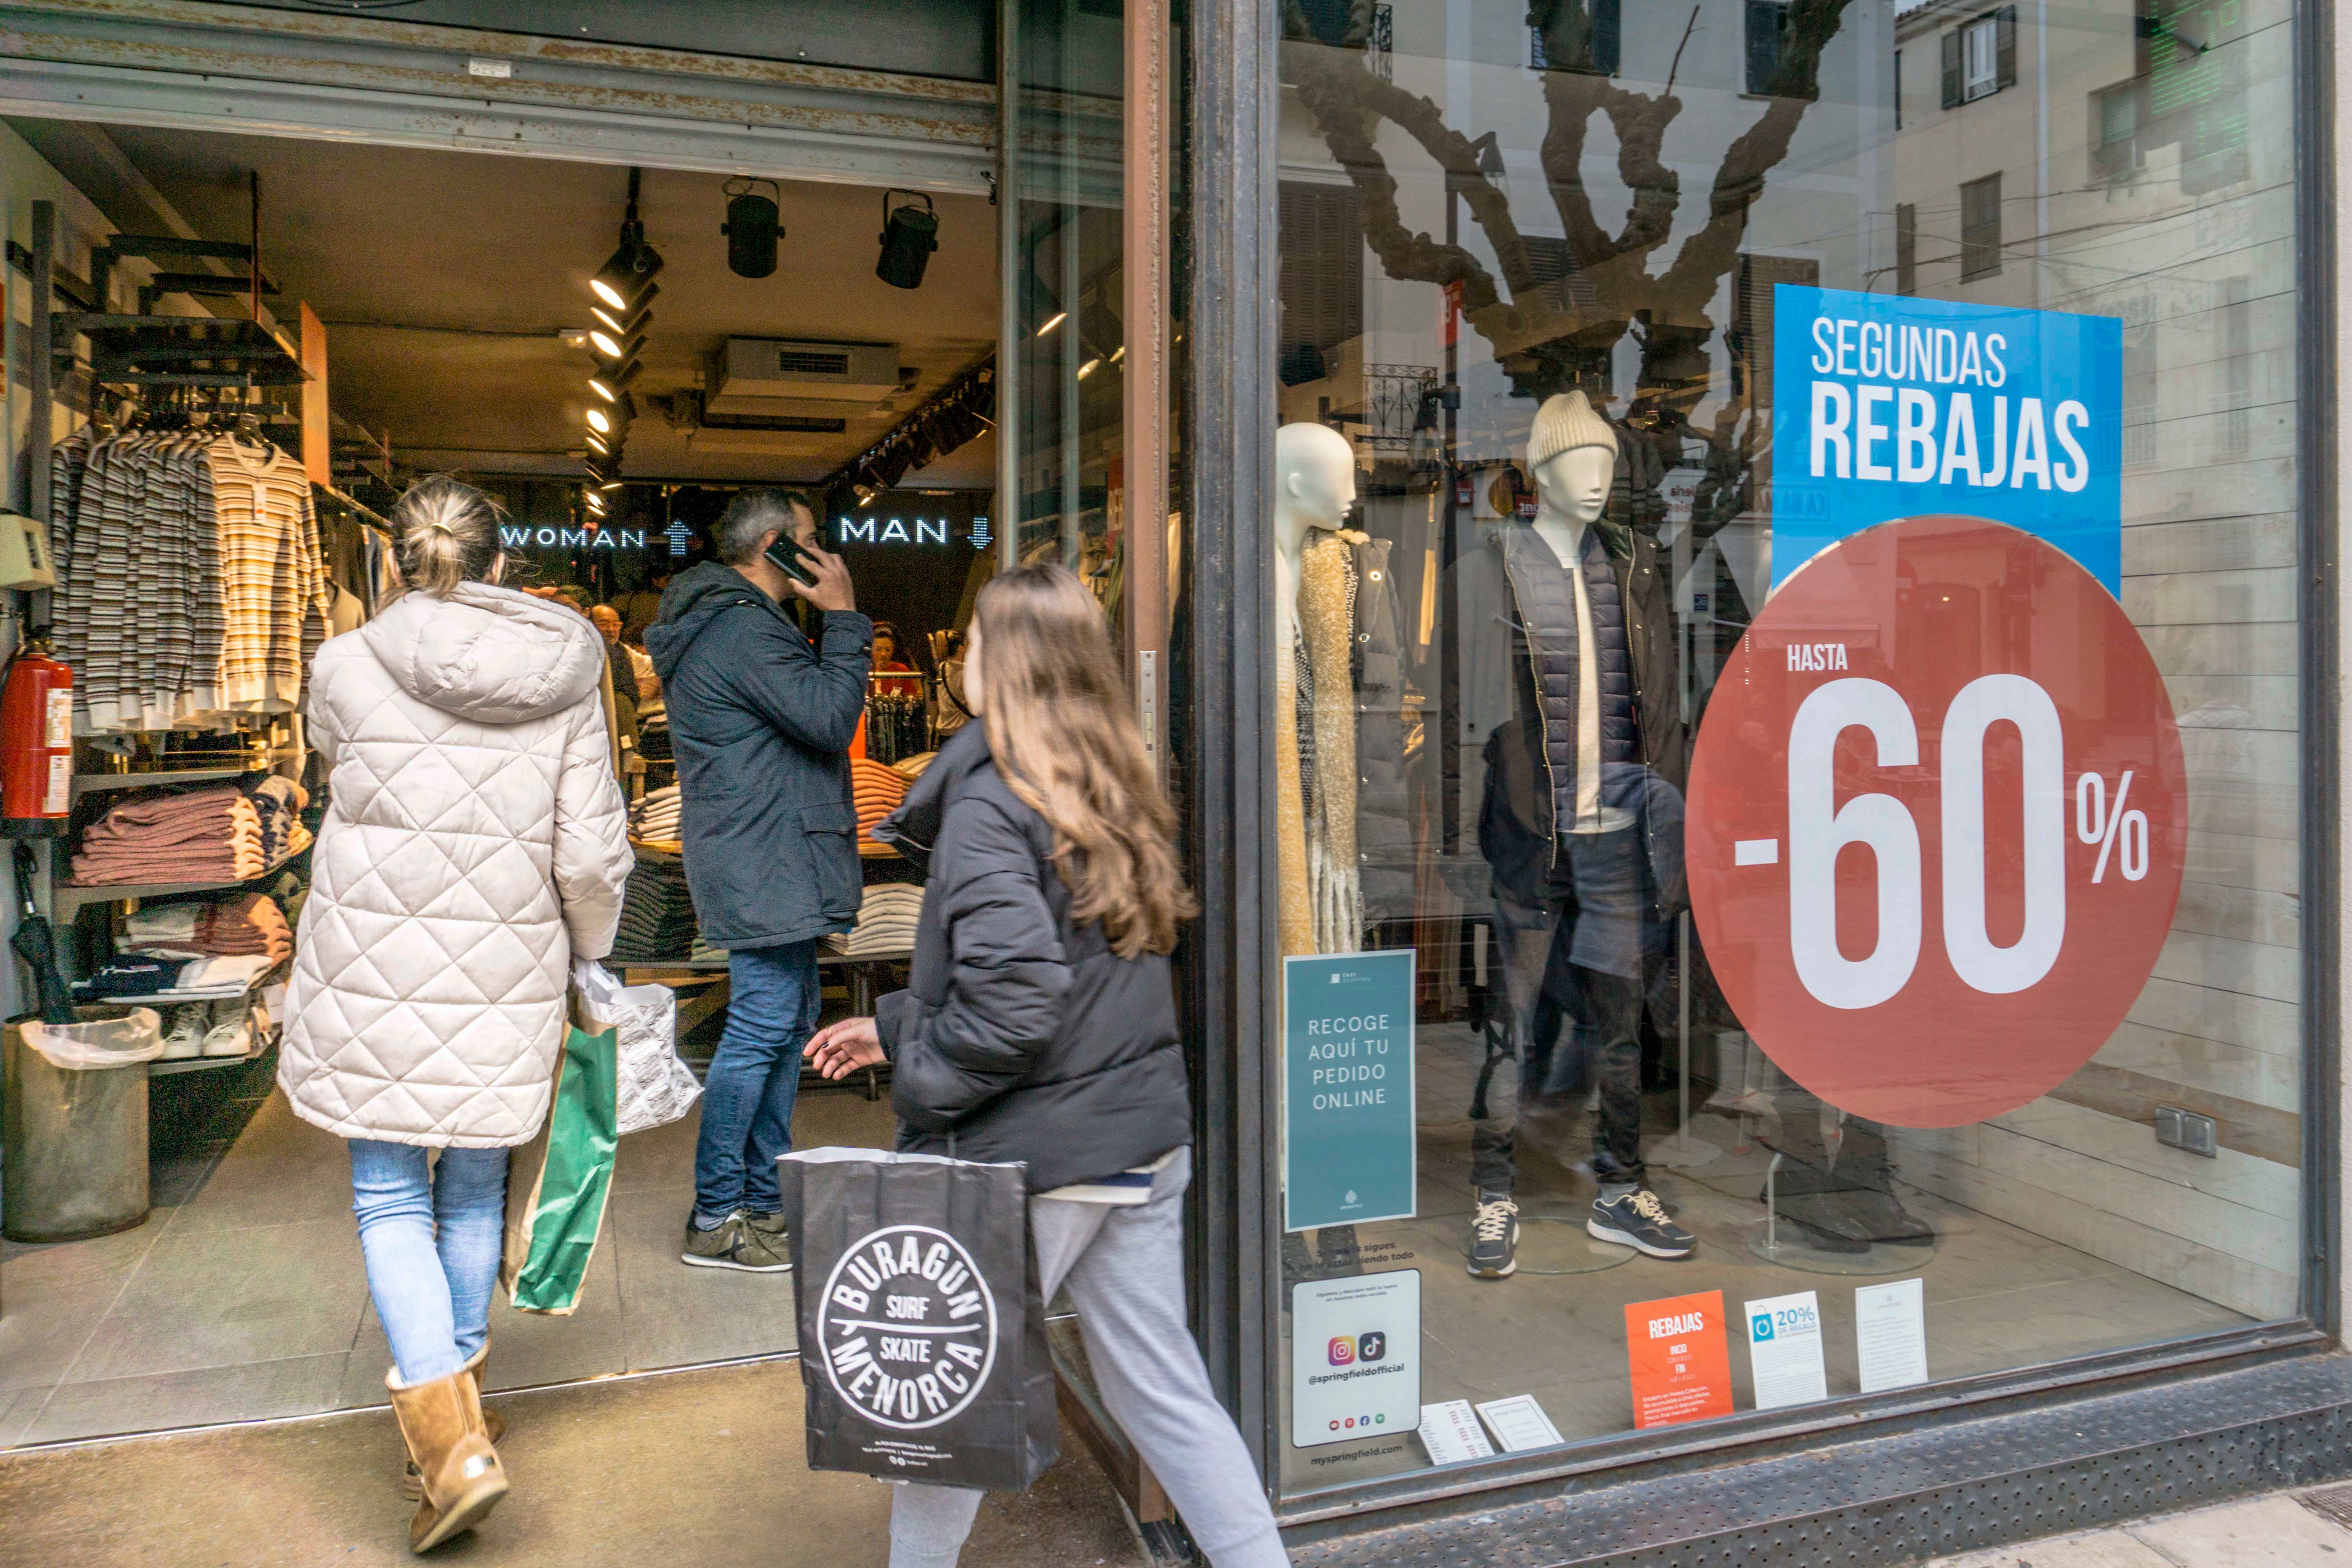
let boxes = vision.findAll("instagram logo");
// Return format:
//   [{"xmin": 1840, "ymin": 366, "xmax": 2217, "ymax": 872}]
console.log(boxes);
[{"xmin": 1327, "ymin": 1337, "xmax": 1355, "ymax": 1366}]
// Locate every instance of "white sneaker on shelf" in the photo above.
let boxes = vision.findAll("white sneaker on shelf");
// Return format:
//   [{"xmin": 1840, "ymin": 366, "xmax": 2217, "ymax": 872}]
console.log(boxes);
[
  {"xmin": 159, "ymin": 1003, "xmax": 207, "ymax": 1060},
  {"xmin": 200, "ymin": 997, "xmax": 253, "ymax": 1058}
]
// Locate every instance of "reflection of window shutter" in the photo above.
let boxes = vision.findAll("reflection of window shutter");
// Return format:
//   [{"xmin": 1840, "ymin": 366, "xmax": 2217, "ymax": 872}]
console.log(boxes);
[
  {"xmin": 1746, "ymin": 0, "xmax": 1780, "ymax": 94},
  {"xmin": 1941, "ymin": 29, "xmax": 1963, "ymax": 108},
  {"xmin": 1594, "ymin": 0, "xmax": 1621, "ymax": 74},
  {"xmin": 1995, "ymin": 6, "xmax": 2018, "ymax": 89}
]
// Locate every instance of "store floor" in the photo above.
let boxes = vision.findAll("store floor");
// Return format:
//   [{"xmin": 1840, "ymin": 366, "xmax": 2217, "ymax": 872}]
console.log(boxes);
[
  {"xmin": 0, "ymin": 1078, "xmax": 898, "ymax": 1448},
  {"xmin": 1280, "ymin": 1022, "xmax": 2257, "ymax": 1493},
  {"xmin": 0, "ymin": 1357, "xmax": 1148, "ymax": 1568}
]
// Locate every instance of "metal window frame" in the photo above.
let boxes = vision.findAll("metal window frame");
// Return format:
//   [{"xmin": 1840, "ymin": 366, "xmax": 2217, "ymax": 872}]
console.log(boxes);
[{"xmin": 1183, "ymin": 0, "xmax": 2344, "ymax": 1530}]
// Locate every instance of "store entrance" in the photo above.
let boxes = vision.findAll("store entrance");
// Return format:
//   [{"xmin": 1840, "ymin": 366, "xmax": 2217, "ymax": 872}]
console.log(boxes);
[{"xmin": 0, "ymin": 118, "xmax": 998, "ymax": 1447}]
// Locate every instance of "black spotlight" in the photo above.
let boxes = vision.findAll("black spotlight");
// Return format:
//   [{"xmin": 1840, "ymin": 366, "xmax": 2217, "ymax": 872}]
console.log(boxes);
[
  {"xmin": 723, "ymin": 177, "xmax": 786, "ymax": 279},
  {"xmin": 589, "ymin": 168, "xmax": 665, "ymax": 310},
  {"xmin": 876, "ymin": 189, "xmax": 939, "ymax": 290},
  {"xmin": 1019, "ymin": 269, "xmax": 1063, "ymax": 337}
]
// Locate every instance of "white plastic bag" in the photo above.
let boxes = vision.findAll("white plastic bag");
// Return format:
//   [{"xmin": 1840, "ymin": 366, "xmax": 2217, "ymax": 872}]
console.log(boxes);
[
  {"xmin": 21, "ymin": 1007, "xmax": 165, "ymax": 1069},
  {"xmin": 572, "ymin": 958, "xmax": 700, "ymax": 1135}
]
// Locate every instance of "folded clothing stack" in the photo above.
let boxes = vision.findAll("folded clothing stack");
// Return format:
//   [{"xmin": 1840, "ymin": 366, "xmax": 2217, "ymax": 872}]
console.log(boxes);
[
  {"xmin": 122, "ymin": 891, "xmax": 295, "ymax": 967},
  {"xmin": 851, "ymin": 757, "xmax": 908, "ymax": 842},
  {"xmin": 608, "ymin": 855, "xmax": 698, "ymax": 962},
  {"xmin": 72, "ymin": 784, "xmax": 265, "ymax": 886},
  {"xmin": 72, "ymin": 950, "xmax": 279, "ymax": 1003},
  {"xmin": 629, "ymin": 784, "xmax": 682, "ymax": 844},
  {"xmin": 249, "ymin": 776, "xmax": 313, "ymax": 864},
  {"xmin": 892, "ymin": 751, "xmax": 937, "ymax": 780},
  {"xmin": 198, "ymin": 892, "xmax": 295, "ymax": 964},
  {"xmin": 823, "ymin": 881, "xmax": 924, "ymax": 960}
]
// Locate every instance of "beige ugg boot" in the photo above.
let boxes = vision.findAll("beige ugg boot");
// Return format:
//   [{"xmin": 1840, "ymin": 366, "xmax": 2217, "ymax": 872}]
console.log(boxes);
[
  {"xmin": 387, "ymin": 1361, "xmax": 509, "ymax": 1553},
  {"xmin": 402, "ymin": 1345, "xmax": 504, "ymax": 1500}
]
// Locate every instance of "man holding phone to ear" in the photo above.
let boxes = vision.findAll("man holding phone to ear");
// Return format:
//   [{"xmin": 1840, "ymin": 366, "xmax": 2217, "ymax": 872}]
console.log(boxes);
[{"xmin": 647, "ymin": 487, "xmax": 870, "ymax": 1272}]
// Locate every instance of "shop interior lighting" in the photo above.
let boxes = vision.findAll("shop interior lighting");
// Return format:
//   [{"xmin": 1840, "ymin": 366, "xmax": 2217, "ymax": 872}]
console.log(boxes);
[
  {"xmin": 585, "ymin": 407, "xmax": 612, "ymax": 435},
  {"xmin": 588, "ymin": 363, "xmax": 642, "ymax": 402},
  {"xmin": 1020, "ymin": 271, "xmax": 1064, "ymax": 337},
  {"xmin": 875, "ymin": 189, "xmax": 939, "ymax": 291},
  {"xmin": 589, "ymin": 293, "xmax": 656, "ymax": 338},
  {"xmin": 723, "ymin": 177, "xmax": 787, "ymax": 279},
  {"xmin": 1110, "ymin": 345, "xmax": 1125, "ymax": 363},
  {"xmin": 588, "ymin": 329, "xmax": 646, "ymax": 365},
  {"xmin": 589, "ymin": 169, "xmax": 664, "ymax": 311},
  {"xmin": 1077, "ymin": 357, "xmax": 1101, "ymax": 380}
]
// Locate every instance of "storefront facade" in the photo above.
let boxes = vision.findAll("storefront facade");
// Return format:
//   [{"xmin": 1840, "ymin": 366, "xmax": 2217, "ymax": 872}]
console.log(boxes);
[
  {"xmin": 1175, "ymin": 0, "xmax": 2352, "ymax": 1560},
  {"xmin": 0, "ymin": 0, "xmax": 2344, "ymax": 1561}
]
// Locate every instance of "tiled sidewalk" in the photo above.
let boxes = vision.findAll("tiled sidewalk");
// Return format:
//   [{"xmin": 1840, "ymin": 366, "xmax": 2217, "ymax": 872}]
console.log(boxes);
[{"xmin": 1931, "ymin": 1489, "xmax": 2352, "ymax": 1567}]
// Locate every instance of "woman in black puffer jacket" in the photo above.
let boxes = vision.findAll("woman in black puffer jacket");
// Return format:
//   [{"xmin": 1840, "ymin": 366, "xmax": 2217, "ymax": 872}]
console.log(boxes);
[{"xmin": 806, "ymin": 565, "xmax": 1289, "ymax": 1568}]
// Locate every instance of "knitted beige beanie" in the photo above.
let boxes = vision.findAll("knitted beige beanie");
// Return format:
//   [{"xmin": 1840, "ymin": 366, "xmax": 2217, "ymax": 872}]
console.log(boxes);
[{"xmin": 1526, "ymin": 389, "xmax": 1618, "ymax": 470}]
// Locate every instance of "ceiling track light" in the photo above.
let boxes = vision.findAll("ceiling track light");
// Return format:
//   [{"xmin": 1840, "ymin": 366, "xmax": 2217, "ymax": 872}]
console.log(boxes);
[
  {"xmin": 875, "ymin": 188, "xmax": 939, "ymax": 291},
  {"xmin": 1019, "ymin": 271, "xmax": 1063, "ymax": 338},
  {"xmin": 589, "ymin": 292, "xmax": 656, "ymax": 338},
  {"xmin": 588, "ymin": 329, "xmax": 646, "ymax": 366},
  {"xmin": 588, "ymin": 167, "xmax": 665, "ymax": 310},
  {"xmin": 588, "ymin": 362, "xmax": 642, "ymax": 402},
  {"xmin": 723, "ymin": 176, "xmax": 787, "ymax": 279},
  {"xmin": 585, "ymin": 407, "xmax": 612, "ymax": 435}
]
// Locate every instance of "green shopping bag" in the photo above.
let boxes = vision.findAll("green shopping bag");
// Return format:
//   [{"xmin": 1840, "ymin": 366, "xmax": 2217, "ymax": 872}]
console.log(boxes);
[{"xmin": 499, "ymin": 1021, "xmax": 620, "ymax": 1314}]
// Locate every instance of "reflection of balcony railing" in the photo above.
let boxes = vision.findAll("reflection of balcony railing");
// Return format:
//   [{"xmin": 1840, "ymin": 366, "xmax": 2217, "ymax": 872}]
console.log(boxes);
[
  {"xmin": 1363, "ymin": 364, "xmax": 1440, "ymax": 451},
  {"xmin": 2122, "ymin": 417, "xmax": 2158, "ymax": 469}
]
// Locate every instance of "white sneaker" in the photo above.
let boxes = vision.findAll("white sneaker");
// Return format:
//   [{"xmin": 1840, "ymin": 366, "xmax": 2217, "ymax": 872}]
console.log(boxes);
[
  {"xmin": 159, "ymin": 1003, "xmax": 207, "ymax": 1060},
  {"xmin": 200, "ymin": 998, "xmax": 253, "ymax": 1058}
]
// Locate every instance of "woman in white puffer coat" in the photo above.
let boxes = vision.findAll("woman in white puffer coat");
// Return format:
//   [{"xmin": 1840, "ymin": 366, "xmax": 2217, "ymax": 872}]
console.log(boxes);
[{"xmin": 278, "ymin": 475, "xmax": 631, "ymax": 1554}]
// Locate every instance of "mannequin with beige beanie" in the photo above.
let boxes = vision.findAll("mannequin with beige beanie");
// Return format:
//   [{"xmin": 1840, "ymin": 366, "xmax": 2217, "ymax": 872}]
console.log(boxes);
[{"xmin": 1455, "ymin": 389, "xmax": 1694, "ymax": 1280}]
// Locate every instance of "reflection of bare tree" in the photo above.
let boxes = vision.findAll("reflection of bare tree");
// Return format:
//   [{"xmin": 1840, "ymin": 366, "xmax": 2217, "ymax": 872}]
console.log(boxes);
[{"xmin": 1282, "ymin": 0, "xmax": 1855, "ymax": 522}]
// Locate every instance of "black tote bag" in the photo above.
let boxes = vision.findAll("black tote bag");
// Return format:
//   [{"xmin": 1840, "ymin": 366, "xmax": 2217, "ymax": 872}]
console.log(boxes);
[{"xmin": 778, "ymin": 1148, "xmax": 1059, "ymax": 1491}]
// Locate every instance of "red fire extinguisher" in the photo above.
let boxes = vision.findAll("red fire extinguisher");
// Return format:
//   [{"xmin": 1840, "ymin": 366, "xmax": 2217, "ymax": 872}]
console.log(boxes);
[{"xmin": 2, "ymin": 636, "xmax": 72, "ymax": 837}]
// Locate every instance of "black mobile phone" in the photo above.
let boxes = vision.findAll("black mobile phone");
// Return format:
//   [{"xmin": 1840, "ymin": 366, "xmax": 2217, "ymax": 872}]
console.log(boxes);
[{"xmin": 764, "ymin": 530, "xmax": 819, "ymax": 586}]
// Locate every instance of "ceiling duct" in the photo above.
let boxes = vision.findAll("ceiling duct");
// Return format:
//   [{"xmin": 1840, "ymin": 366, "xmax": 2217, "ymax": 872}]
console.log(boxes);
[{"xmin": 706, "ymin": 337, "xmax": 903, "ymax": 415}]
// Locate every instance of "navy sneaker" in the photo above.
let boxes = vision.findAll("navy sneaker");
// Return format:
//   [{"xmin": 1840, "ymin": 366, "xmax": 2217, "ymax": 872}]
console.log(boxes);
[
  {"xmin": 1466, "ymin": 1193, "xmax": 1520, "ymax": 1279},
  {"xmin": 1588, "ymin": 1188, "xmax": 1695, "ymax": 1258}
]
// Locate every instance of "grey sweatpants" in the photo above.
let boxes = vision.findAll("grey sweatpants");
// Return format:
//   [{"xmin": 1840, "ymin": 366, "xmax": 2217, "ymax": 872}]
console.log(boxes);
[{"xmin": 888, "ymin": 1147, "xmax": 1290, "ymax": 1568}]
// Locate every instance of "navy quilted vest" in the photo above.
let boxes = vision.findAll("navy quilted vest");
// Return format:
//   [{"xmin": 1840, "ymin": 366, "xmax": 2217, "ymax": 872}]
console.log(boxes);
[{"xmin": 1500, "ymin": 524, "xmax": 1634, "ymax": 832}]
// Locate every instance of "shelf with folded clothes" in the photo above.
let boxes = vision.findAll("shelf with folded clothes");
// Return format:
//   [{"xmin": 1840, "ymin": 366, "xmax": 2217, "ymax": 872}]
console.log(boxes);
[
  {"xmin": 62, "ymin": 776, "xmax": 313, "ymax": 901},
  {"xmin": 54, "ymin": 845, "xmax": 310, "ymax": 915}
]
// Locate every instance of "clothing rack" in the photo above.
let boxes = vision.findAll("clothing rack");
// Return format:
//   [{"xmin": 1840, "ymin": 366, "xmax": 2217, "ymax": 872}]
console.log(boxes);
[{"xmin": 17, "ymin": 199, "xmax": 320, "ymax": 1047}]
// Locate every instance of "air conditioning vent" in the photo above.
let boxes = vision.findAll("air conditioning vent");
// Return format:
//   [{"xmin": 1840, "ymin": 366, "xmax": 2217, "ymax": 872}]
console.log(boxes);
[
  {"xmin": 777, "ymin": 349, "xmax": 852, "ymax": 377},
  {"xmin": 707, "ymin": 337, "xmax": 900, "ymax": 414}
]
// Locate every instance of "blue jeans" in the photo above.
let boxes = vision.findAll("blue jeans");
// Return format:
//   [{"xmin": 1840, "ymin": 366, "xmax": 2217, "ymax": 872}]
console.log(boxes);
[
  {"xmin": 349, "ymin": 1139, "xmax": 510, "ymax": 1386},
  {"xmin": 691, "ymin": 939, "xmax": 818, "ymax": 1221}
]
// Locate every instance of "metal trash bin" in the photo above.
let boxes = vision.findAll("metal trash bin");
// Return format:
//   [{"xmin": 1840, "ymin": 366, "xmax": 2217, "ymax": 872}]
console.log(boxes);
[{"xmin": 2, "ymin": 1008, "xmax": 163, "ymax": 1242}]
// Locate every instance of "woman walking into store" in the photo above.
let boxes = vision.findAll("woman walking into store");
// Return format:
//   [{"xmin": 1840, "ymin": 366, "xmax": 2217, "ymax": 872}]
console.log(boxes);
[
  {"xmin": 278, "ymin": 476, "xmax": 632, "ymax": 1554},
  {"xmin": 804, "ymin": 565, "xmax": 1290, "ymax": 1568}
]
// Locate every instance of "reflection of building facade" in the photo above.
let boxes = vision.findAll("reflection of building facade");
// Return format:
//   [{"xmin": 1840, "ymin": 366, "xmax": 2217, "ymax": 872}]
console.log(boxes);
[{"xmin": 1883, "ymin": 0, "xmax": 2298, "ymax": 1322}]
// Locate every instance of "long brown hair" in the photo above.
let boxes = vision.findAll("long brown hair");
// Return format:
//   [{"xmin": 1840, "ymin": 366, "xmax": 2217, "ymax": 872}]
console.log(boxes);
[{"xmin": 975, "ymin": 565, "xmax": 1195, "ymax": 957}]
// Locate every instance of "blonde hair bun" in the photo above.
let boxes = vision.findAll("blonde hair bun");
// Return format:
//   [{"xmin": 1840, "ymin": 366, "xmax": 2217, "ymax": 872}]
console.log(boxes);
[{"xmin": 392, "ymin": 475, "xmax": 505, "ymax": 596}]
